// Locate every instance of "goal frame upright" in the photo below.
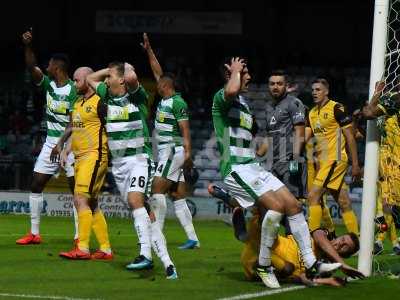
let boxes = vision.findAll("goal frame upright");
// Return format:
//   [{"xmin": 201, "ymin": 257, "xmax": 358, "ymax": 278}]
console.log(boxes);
[{"xmin": 358, "ymin": 0, "xmax": 390, "ymax": 277}]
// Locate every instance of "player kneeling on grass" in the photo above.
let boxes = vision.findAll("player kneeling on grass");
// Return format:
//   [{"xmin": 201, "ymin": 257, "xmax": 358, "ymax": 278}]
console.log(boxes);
[
  {"xmin": 86, "ymin": 62, "xmax": 178, "ymax": 279},
  {"xmin": 209, "ymin": 185, "xmax": 364, "ymax": 286},
  {"xmin": 51, "ymin": 67, "xmax": 112, "ymax": 260},
  {"xmin": 211, "ymin": 58, "xmax": 342, "ymax": 289}
]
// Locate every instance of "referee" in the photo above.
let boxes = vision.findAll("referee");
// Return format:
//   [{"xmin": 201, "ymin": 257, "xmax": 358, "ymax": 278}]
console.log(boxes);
[{"xmin": 259, "ymin": 70, "xmax": 306, "ymax": 199}]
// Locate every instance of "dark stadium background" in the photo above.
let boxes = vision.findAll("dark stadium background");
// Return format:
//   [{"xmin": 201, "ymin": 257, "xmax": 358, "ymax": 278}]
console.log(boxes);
[{"xmin": 0, "ymin": 0, "xmax": 372, "ymax": 191}]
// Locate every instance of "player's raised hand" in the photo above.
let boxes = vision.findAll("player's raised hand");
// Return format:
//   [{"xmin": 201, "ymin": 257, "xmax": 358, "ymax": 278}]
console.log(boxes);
[
  {"xmin": 341, "ymin": 264, "xmax": 365, "ymax": 279},
  {"xmin": 22, "ymin": 29, "xmax": 33, "ymax": 45},
  {"xmin": 140, "ymin": 33, "xmax": 151, "ymax": 51},
  {"xmin": 225, "ymin": 57, "xmax": 245, "ymax": 74}
]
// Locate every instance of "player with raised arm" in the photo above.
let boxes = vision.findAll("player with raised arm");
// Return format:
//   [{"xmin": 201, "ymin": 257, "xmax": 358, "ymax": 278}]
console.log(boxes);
[
  {"xmin": 50, "ymin": 67, "xmax": 113, "ymax": 259},
  {"xmin": 307, "ymin": 78, "xmax": 361, "ymax": 235},
  {"xmin": 16, "ymin": 29, "xmax": 78, "ymax": 245},
  {"xmin": 141, "ymin": 33, "xmax": 200, "ymax": 249},
  {"xmin": 86, "ymin": 62, "xmax": 177, "ymax": 279},
  {"xmin": 212, "ymin": 57, "xmax": 341, "ymax": 289}
]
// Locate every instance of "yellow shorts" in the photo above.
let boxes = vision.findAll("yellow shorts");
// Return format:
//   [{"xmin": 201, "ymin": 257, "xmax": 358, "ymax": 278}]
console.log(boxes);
[
  {"xmin": 313, "ymin": 160, "xmax": 347, "ymax": 191},
  {"xmin": 74, "ymin": 154, "xmax": 108, "ymax": 199}
]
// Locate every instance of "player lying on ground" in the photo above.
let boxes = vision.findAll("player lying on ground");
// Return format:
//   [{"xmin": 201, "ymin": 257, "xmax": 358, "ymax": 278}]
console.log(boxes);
[
  {"xmin": 50, "ymin": 67, "xmax": 113, "ymax": 260},
  {"xmin": 141, "ymin": 33, "xmax": 200, "ymax": 249},
  {"xmin": 86, "ymin": 62, "xmax": 178, "ymax": 279},
  {"xmin": 211, "ymin": 57, "xmax": 342, "ymax": 289},
  {"xmin": 209, "ymin": 185, "xmax": 365, "ymax": 286},
  {"xmin": 17, "ymin": 29, "xmax": 78, "ymax": 245},
  {"xmin": 242, "ymin": 208, "xmax": 363, "ymax": 287}
]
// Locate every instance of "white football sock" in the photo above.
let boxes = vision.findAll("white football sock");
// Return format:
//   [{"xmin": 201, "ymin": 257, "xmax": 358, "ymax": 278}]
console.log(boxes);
[
  {"xmin": 259, "ymin": 210, "xmax": 282, "ymax": 266},
  {"xmin": 288, "ymin": 212, "xmax": 316, "ymax": 269},
  {"xmin": 174, "ymin": 199, "xmax": 199, "ymax": 242},
  {"xmin": 132, "ymin": 207, "xmax": 152, "ymax": 260},
  {"xmin": 151, "ymin": 194, "xmax": 167, "ymax": 231},
  {"xmin": 73, "ymin": 204, "xmax": 79, "ymax": 240},
  {"xmin": 29, "ymin": 193, "xmax": 43, "ymax": 235},
  {"xmin": 150, "ymin": 222, "xmax": 174, "ymax": 269}
]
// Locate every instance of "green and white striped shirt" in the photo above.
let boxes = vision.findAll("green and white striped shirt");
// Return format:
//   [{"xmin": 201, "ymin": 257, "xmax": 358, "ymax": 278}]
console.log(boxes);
[
  {"xmin": 212, "ymin": 88, "xmax": 256, "ymax": 178},
  {"xmin": 39, "ymin": 75, "xmax": 77, "ymax": 145},
  {"xmin": 96, "ymin": 82, "xmax": 152, "ymax": 159},
  {"xmin": 155, "ymin": 94, "xmax": 189, "ymax": 150}
]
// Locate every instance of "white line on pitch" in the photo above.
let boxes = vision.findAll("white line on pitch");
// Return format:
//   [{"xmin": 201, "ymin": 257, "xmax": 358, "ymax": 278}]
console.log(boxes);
[
  {"xmin": 0, "ymin": 293, "xmax": 102, "ymax": 300},
  {"xmin": 216, "ymin": 285, "xmax": 306, "ymax": 300}
]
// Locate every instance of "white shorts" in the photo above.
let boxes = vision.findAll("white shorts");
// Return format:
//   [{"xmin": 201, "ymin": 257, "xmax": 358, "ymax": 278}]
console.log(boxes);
[
  {"xmin": 33, "ymin": 141, "xmax": 74, "ymax": 177},
  {"xmin": 224, "ymin": 163, "xmax": 284, "ymax": 208},
  {"xmin": 155, "ymin": 146, "xmax": 185, "ymax": 183},
  {"xmin": 112, "ymin": 155, "xmax": 153, "ymax": 201}
]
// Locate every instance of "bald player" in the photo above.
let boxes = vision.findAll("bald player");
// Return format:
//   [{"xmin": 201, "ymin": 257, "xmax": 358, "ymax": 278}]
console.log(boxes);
[{"xmin": 51, "ymin": 67, "xmax": 112, "ymax": 259}]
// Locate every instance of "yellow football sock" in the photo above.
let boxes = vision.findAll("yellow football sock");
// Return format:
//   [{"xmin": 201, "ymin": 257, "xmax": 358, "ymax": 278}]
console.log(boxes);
[
  {"xmin": 78, "ymin": 209, "xmax": 93, "ymax": 251},
  {"xmin": 92, "ymin": 210, "xmax": 111, "ymax": 252},
  {"xmin": 342, "ymin": 210, "xmax": 359, "ymax": 235},
  {"xmin": 309, "ymin": 205, "xmax": 322, "ymax": 232},
  {"xmin": 321, "ymin": 194, "xmax": 335, "ymax": 234}
]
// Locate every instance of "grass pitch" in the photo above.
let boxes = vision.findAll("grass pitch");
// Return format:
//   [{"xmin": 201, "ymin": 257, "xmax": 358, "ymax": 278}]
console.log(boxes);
[{"xmin": 0, "ymin": 214, "xmax": 399, "ymax": 300}]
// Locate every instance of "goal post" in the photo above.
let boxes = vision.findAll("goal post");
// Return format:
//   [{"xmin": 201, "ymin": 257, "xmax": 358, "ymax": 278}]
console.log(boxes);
[{"xmin": 358, "ymin": 0, "xmax": 390, "ymax": 277}]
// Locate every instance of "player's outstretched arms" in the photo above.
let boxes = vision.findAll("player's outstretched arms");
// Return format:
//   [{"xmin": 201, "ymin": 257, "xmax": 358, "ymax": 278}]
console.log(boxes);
[
  {"xmin": 141, "ymin": 33, "xmax": 163, "ymax": 82},
  {"xmin": 224, "ymin": 57, "xmax": 245, "ymax": 101},
  {"xmin": 86, "ymin": 68, "xmax": 109, "ymax": 92},
  {"xmin": 312, "ymin": 276, "xmax": 346, "ymax": 287},
  {"xmin": 312, "ymin": 229, "xmax": 345, "ymax": 265},
  {"xmin": 340, "ymin": 264, "xmax": 365, "ymax": 279},
  {"xmin": 22, "ymin": 29, "xmax": 43, "ymax": 85}
]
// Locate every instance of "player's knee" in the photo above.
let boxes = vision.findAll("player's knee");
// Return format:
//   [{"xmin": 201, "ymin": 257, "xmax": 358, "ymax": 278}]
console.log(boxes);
[
  {"xmin": 128, "ymin": 193, "xmax": 145, "ymax": 209},
  {"xmin": 31, "ymin": 173, "xmax": 51, "ymax": 193},
  {"xmin": 73, "ymin": 194, "xmax": 89, "ymax": 209},
  {"xmin": 308, "ymin": 189, "xmax": 321, "ymax": 205},
  {"xmin": 31, "ymin": 179, "xmax": 45, "ymax": 193}
]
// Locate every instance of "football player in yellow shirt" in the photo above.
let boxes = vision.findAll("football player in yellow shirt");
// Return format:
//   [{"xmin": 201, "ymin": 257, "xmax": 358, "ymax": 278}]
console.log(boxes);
[
  {"xmin": 307, "ymin": 79, "xmax": 361, "ymax": 234},
  {"xmin": 240, "ymin": 209, "xmax": 364, "ymax": 285},
  {"xmin": 51, "ymin": 67, "xmax": 112, "ymax": 259}
]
